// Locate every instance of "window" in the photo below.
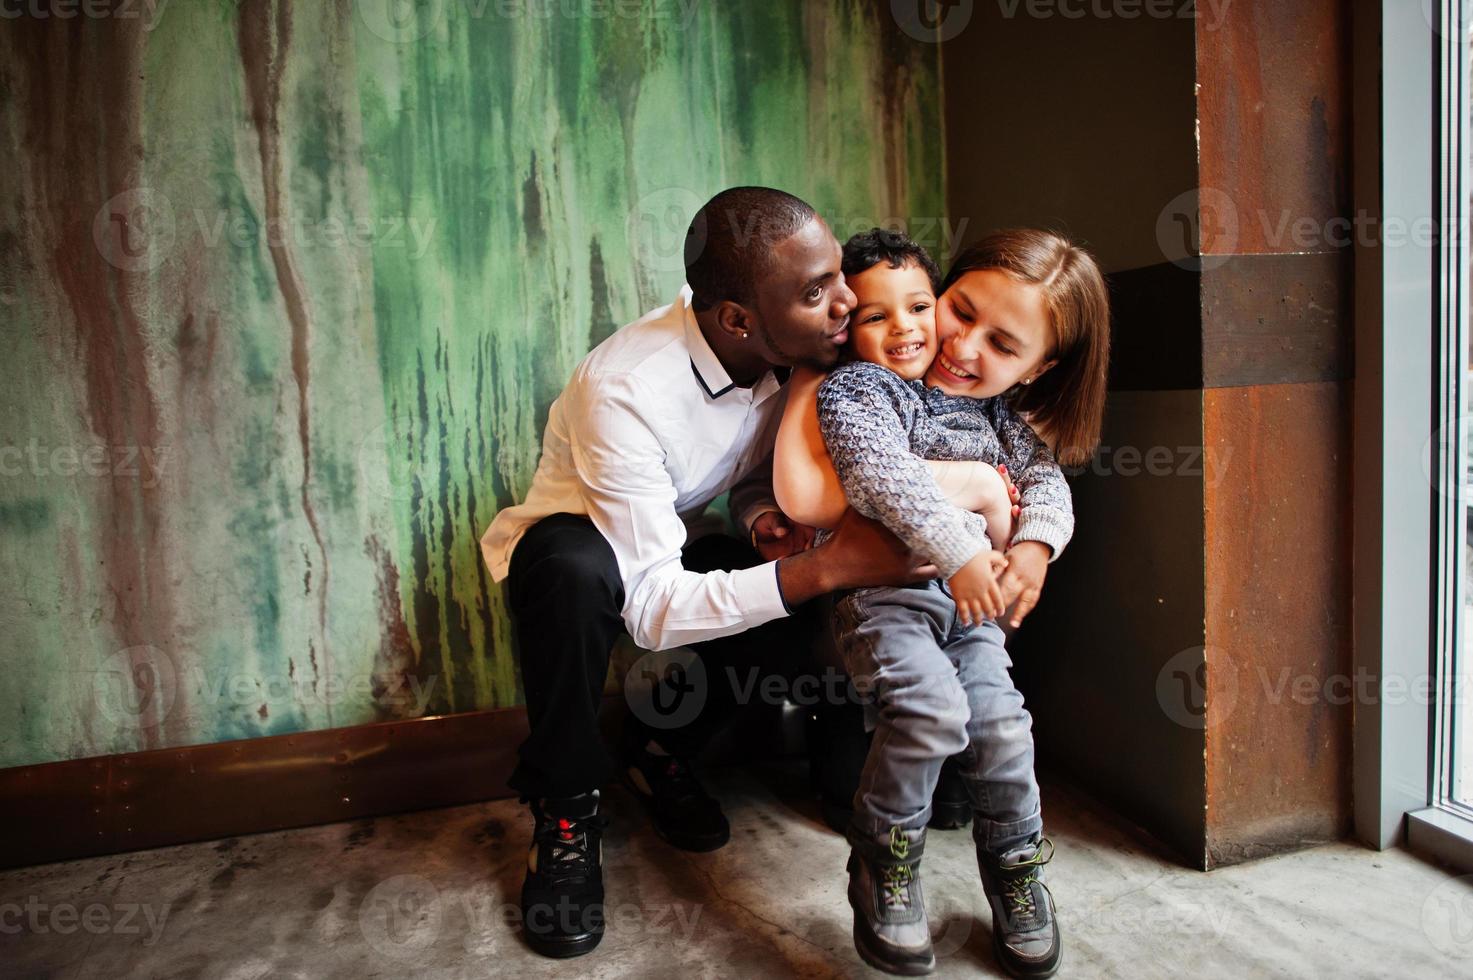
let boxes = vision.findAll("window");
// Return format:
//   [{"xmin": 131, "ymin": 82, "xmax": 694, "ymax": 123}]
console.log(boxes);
[
  {"xmin": 1355, "ymin": 1, "xmax": 1473, "ymax": 867},
  {"xmin": 1440, "ymin": 5, "xmax": 1473, "ymax": 816},
  {"xmin": 1383, "ymin": 0, "xmax": 1473, "ymax": 868}
]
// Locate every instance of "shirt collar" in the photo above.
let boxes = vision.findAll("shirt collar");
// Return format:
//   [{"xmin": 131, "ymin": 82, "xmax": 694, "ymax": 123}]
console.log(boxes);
[
  {"xmin": 681, "ymin": 285, "xmax": 789, "ymax": 403},
  {"xmin": 682, "ymin": 287, "xmax": 738, "ymax": 399},
  {"xmin": 756, "ymin": 366, "xmax": 790, "ymax": 403}
]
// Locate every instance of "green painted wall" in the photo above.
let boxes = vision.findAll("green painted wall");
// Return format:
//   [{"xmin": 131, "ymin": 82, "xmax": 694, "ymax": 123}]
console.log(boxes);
[{"xmin": 0, "ymin": 0, "xmax": 942, "ymax": 769}]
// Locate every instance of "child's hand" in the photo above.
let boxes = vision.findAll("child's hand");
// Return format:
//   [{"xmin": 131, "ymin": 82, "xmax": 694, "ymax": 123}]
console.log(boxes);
[
  {"xmin": 999, "ymin": 540, "xmax": 1050, "ymax": 628},
  {"xmin": 947, "ymin": 549, "xmax": 1009, "ymax": 626}
]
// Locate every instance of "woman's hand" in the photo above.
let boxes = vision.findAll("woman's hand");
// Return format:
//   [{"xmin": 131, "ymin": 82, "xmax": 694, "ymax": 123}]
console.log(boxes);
[
  {"xmin": 998, "ymin": 464, "xmax": 1021, "ymax": 540},
  {"xmin": 999, "ymin": 540, "xmax": 1050, "ymax": 628},
  {"xmin": 947, "ymin": 549, "xmax": 1009, "ymax": 627},
  {"xmin": 751, "ymin": 510, "xmax": 816, "ymax": 561}
]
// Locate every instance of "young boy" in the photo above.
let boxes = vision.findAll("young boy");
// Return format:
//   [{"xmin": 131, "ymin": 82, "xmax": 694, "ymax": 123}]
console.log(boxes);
[{"xmin": 781, "ymin": 229, "xmax": 1073, "ymax": 977}]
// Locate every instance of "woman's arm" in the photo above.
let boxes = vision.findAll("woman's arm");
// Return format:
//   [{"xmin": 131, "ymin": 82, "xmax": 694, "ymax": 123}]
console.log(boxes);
[
  {"xmin": 985, "ymin": 398, "xmax": 1074, "ymax": 562},
  {"xmin": 929, "ymin": 459, "xmax": 1008, "ymax": 513},
  {"xmin": 776, "ymin": 368, "xmax": 1018, "ymax": 534},
  {"xmin": 930, "ymin": 459, "xmax": 1013, "ymax": 552},
  {"xmin": 774, "ymin": 366, "xmax": 849, "ymax": 530}
]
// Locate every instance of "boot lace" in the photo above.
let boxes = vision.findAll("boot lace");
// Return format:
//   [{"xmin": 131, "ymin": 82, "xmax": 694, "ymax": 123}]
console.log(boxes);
[
  {"xmin": 527, "ymin": 802, "xmax": 606, "ymax": 882},
  {"xmin": 882, "ymin": 826, "xmax": 916, "ymax": 910},
  {"xmin": 1000, "ymin": 836, "xmax": 1055, "ymax": 920}
]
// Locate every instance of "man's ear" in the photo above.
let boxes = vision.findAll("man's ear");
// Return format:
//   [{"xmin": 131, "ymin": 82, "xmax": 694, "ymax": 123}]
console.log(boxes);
[{"xmin": 714, "ymin": 300, "xmax": 755, "ymax": 341}]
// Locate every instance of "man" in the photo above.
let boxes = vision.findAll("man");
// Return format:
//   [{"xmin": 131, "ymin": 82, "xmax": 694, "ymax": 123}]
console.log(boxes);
[{"xmin": 481, "ymin": 187, "xmax": 934, "ymax": 957}]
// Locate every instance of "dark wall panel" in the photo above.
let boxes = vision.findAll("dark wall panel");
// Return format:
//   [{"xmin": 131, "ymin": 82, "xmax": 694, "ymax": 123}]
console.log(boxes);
[
  {"xmin": 1012, "ymin": 390, "xmax": 1208, "ymax": 865},
  {"xmin": 1202, "ymin": 252, "xmax": 1354, "ymax": 388},
  {"xmin": 941, "ymin": 6, "xmax": 1198, "ymax": 272}
]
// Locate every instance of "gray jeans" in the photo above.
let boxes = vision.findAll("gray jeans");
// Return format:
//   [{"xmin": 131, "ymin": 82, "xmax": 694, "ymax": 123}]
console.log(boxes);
[{"xmin": 834, "ymin": 580, "xmax": 1043, "ymax": 855}]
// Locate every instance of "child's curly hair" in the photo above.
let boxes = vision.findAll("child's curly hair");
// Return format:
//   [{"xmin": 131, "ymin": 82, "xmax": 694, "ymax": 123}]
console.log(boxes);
[{"xmin": 841, "ymin": 227, "xmax": 942, "ymax": 291}]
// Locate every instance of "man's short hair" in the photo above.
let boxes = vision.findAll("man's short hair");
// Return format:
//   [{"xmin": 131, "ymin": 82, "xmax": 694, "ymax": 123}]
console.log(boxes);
[{"xmin": 684, "ymin": 187, "xmax": 819, "ymax": 312}]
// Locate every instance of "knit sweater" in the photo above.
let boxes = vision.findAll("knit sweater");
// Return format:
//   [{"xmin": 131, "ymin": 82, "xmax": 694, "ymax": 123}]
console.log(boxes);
[{"xmin": 816, "ymin": 361, "xmax": 1074, "ymax": 579}]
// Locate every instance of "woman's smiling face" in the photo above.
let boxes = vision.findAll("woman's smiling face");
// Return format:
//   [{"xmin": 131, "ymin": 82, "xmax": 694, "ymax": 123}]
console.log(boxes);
[
  {"xmin": 846, "ymin": 260, "xmax": 938, "ymax": 381},
  {"xmin": 925, "ymin": 268, "xmax": 1057, "ymax": 399}
]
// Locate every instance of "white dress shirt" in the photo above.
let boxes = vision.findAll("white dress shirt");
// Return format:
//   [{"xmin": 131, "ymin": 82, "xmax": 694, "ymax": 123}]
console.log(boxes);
[{"xmin": 481, "ymin": 285, "xmax": 791, "ymax": 651}]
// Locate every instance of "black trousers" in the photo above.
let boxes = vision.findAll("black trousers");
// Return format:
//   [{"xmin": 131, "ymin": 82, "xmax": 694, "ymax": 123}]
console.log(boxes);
[{"xmin": 505, "ymin": 513, "xmax": 822, "ymax": 799}]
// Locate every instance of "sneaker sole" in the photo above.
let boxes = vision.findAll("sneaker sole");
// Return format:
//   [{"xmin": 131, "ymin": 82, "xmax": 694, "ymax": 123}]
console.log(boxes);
[
  {"xmin": 619, "ymin": 772, "xmax": 731, "ymax": 852},
  {"xmin": 991, "ymin": 926, "xmax": 1062, "ymax": 979},
  {"xmin": 523, "ymin": 927, "xmax": 604, "ymax": 959},
  {"xmin": 851, "ymin": 910, "xmax": 936, "ymax": 976}
]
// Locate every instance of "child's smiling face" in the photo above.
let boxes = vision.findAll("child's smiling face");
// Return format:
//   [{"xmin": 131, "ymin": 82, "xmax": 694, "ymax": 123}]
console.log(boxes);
[{"xmin": 845, "ymin": 260, "xmax": 938, "ymax": 381}]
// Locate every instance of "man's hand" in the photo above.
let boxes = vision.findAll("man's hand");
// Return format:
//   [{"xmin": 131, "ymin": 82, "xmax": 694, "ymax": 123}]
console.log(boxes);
[
  {"xmin": 774, "ymin": 509, "xmax": 936, "ymax": 607},
  {"xmin": 999, "ymin": 540, "xmax": 1050, "ymax": 628},
  {"xmin": 820, "ymin": 509, "xmax": 938, "ymax": 587},
  {"xmin": 751, "ymin": 510, "xmax": 815, "ymax": 561}
]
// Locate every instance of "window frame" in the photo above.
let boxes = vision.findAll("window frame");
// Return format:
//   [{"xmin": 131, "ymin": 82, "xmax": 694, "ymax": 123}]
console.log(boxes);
[{"xmin": 1355, "ymin": 0, "xmax": 1473, "ymax": 869}]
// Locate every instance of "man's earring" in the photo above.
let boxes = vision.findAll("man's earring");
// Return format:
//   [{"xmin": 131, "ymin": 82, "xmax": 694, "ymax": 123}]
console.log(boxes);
[
  {"xmin": 741, "ymin": 331, "xmax": 749, "ymax": 339},
  {"xmin": 1022, "ymin": 377, "xmax": 1033, "ymax": 385}
]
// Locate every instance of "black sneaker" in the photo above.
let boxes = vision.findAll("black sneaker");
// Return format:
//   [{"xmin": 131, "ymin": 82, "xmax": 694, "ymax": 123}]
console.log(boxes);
[
  {"xmin": 520, "ymin": 792, "xmax": 607, "ymax": 958},
  {"xmin": 977, "ymin": 835, "xmax": 1061, "ymax": 978},
  {"xmin": 928, "ymin": 755, "xmax": 972, "ymax": 830},
  {"xmin": 620, "ymin": 739, "xmax": 730, "ymax": 852}
]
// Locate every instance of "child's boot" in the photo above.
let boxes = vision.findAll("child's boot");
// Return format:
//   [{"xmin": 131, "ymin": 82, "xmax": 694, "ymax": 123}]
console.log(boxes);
[
  {"xmin": 927, "ymin": 754, "xmax": 972, "ymax": 830},
  {"xmin": 976, "ymin": 834, "xmax": 1060, "ymax": 978},
  {"xmin": 845, "ymin": 823, "xmax": 935, "ymax": 975}
]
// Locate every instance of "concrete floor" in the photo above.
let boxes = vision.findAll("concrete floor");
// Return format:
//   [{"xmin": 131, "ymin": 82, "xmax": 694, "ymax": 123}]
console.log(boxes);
[{"xmin": 3, "ymin": 763, "xmax": 1471, "ymax": 979}]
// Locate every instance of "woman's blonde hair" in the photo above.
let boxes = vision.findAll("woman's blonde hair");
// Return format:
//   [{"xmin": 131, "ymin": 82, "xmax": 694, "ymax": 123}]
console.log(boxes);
[{"xmin": 941, "ymin": 229, "xmax": 1110, "ymax": 469}]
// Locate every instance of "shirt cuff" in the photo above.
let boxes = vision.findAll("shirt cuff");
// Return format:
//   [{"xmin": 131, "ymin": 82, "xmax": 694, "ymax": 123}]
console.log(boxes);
[
  {"xmin": 926, "ymin": 515, "xmax": 993, "ymax": 580},
  {"xmin": 734, "ymin": 561, "xmax": 791, "ymax": 625},
  {"xmin": 1011, "ymin": 507, "xmax": 1074, "ymax": 563},
  {"xmin": 737, "ymin": 498, "xmax": 780, "ymax": 536}
]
